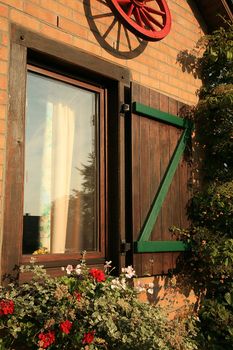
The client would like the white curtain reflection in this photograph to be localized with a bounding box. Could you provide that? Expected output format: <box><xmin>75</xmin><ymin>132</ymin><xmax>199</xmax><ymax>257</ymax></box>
<box><xmin>39</xmin><ymin>103</ymin><xmax>75</xmax><ymax>253</ymax></box>
<box><xmin>51</xmin><ymin>104</ymin><xmax>75</xmax><ymax>253</ymax></box>
<box><xmin>39</xmin><ymin>102</ymin><xmax>53</xmax><ymax>251</ymax></box>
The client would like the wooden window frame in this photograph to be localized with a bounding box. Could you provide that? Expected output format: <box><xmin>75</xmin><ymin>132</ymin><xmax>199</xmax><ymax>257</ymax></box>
<box><xmin>2</xmin><ymin>24</ymin><xmax>130</xmax><ymax>279</ymax></box>
<box><xmin>22</xmin><ymin>64</ymin><xmax>106</xmax><ymax>263</ymax></box>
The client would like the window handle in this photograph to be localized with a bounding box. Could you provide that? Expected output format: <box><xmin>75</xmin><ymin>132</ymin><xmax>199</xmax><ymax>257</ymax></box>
<box><xmin>120</xmin><ymin>240</ymin><xmax>131</xmax><ymax>254</ymax></box>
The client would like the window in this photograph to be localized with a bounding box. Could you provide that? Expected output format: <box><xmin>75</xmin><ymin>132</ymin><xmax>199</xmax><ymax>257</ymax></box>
<box><xmin>2</xmin><ymin>24</ymin><xmax>130</xmax><ymax>279</ymax></box>
<box><xmin>23</xmin><ymin>66</ymin><xmax>105</xmax><ymax>258</ymax></box>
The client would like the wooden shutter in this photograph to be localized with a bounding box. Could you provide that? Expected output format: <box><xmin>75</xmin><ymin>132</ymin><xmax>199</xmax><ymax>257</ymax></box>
<box><xmin>131</xmin><ymin>83</ymin><xmax>192</xmax><ymax>276</ymax></box>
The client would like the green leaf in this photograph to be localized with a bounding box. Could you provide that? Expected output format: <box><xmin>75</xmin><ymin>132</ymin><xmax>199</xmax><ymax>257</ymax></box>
<box><xmin>224</xmin><ymin>292</ymin><xmax>232</xmax><ymax>305</ymax></box>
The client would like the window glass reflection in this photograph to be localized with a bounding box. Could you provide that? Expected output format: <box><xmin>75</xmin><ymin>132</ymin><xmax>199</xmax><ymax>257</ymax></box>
<box><xmin>23</xmin><ymin>71</ymin><xmax>98</xmax><ymax>254</ymax></box>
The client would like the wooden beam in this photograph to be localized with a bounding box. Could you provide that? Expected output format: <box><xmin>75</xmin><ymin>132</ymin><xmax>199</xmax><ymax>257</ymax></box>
<box><xmin>133</xmin><ymin>102</ymin><xmax>189</xmax><ymax>128</ymax></box>
<box><xmin>134</xmin><ymin>241</ymin><xmax>188</xmax><ymax>253</ymax></box>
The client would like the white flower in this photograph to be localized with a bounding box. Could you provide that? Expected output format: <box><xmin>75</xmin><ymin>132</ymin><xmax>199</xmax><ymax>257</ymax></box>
<box><xmin>111</xmin><ymin>278</ymin><xmax>121</xmax><ymax>290</ymax></box>
<box><xmin>66</xmin><ymin>265</ymin><xmax>73</xmax><ymax>275</ymax></box>
<box><xmin>147</xmin><ymin>282</ymin><xmax>154</xmax><ymax>295</ymax></box>
<box><xmin>147</xmin><ymin>288</ymin><xmax>154</xmax><ymax>295</ymax></box>
<box><xmin>110</xmin><ymin>277</ymin><xmax>126</xmax><ymax>290</ymax></box>
<box><xmin>122</xmin><ymin>265</ymin><xmax>136</xmax><ymax>279</ymax></box>
<box><xmin>120</xmin><ymin>277</ymin><xmax>126</xmax><ymax>290</ymax></box>
<box><xmin>61</xmin><ymin>267</ymin><xmax>65</xmax><ymax>271</ymax></box>
<box><xmin>104</xmin><ymin>260</ymin><xmax>112</xmax><ymax>269</ymax></box>
<box><xmin>75</xmin><ymin>264</ymin><xmax>82</xmax><ymax>275</ymax></box>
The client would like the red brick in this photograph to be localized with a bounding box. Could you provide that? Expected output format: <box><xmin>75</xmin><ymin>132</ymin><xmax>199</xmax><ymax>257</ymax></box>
<box><xmin>0</xmin><ymin>17</ymin><xmax>8</xmax><ymax>31</ymax></box>
<box><xmin>60</xmin><ymin>0</ymin><xmax>82</xmax><ymax>12</ymax></box>
<box><xmin>10</xmin><ymin>9</ymin><xmax>40</xmax><ymax>31</ymax></box>
<box><xmin>27</xmin><ymin>0</ymin><xmax>41</xmax><ymax>4</ymax></box>
<box><xmin>24</xmin><ymin>2</ymin><xmax>57</xmax><ymax>25</ymax></box>
<box><xmin>0</xmin><ymin>46</ymin><xmax>8</xmax><ymax>60</ymax></box>
<box><xmin>0</xmin><ymin>0</ymin><xmax>23</xmax><ymax>10</ymax></box>
<box><xmin>72</xmin><ymin>36</ymin><xmax>102</xmax><ymax>56</ymax></box>
<box><xmin>0</xmin><ymin>149</ymin><xmax>4</xmax><ymax>164</ymax></box>
<box><xmin>40</xmin><ymin>0</ymin><xmax>72</xmax><ymax>18</ymax></box>
<box><xmin>40</xmin><ymin>24</ymin><xmax>73</xmax><ymax>45</ymax></box>
<box><xmin>72</xmin><ymin>10</ymin><xmax>88</xmax><ymax>27</ymax></box>
<box><xmin>0</xmin><ymin>134</ymin><xmax>5</xmax><ymax>148</ymax></box>
<box><xmin>0</xmin><ymin>75</ymin><xmax>7</xmax><ymax>90</ymax></box>
<box><xmin>0</xmin><ymin>91</ymin><xmax>7</xmax><ymax>104</ymax></box>
<box><xmin>0</xmin><ymin>105</ymin><xmax>6</xmax><ymax>119</ymax></box>
<box><xmin>0</xmin><ymin>61</ymin><xmax>7</xmax><ymax>74</ymax></box>
<box><xmin>0</xmin><ymin>119</ymin><xmax>6</xmax><ymax>134</ymax></box>
<box><xmin>0</xmin><ymin>181</ymin><xmax>3</xmax><ymax>196</ymax></box>
<box><xmin>0</xmin><ymin>3</ymin><xmax>9</xmax><ymax>18</ymax></box>
<box><xmin>0</xmin><ymin>33</ymin><xmax>8</xmax><ymax>46</ymax></box>
<box><xmin>58</xmin><ymin>17</ymin><xmax>88</xmax><ymax>39</ymax></box>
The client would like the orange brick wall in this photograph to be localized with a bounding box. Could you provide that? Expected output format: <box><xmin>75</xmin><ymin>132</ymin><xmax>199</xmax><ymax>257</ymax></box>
<box><xmin>134</xmin><ymin>276</ymin><xmax>197</xmax><ymax>318</ymax></box>
<box><xmin>0</xmin><ymin>0</ymin><xmax>205</xmax><ymax>272</ymax></box>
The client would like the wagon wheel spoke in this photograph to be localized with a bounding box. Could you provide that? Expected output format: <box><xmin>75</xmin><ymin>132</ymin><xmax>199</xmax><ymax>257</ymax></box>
<box><xmin>141</xmin><ymin>8</ymin><xmax>164</xmax><ymax>29</ymax></box>
<box><xmin>144</xmin><ymin>5</ymin><xmax>165</xmax><ymax>16</ymax></box>
<box><xmin>133</xmin><ymin>7</ymin><xmax>145</xmax><ymax>27</ymax></box>
<box><xmin>127</xmin><ymin>3</ymin><xmax>134</xmax><ymax>16</ymax></box>
<box><xmin>140</xmin><ymin>8</ymin><xmax>155</xmax><ymax>30</ymax></box>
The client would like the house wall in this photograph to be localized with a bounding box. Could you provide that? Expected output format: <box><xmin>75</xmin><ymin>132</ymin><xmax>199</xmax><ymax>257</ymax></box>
<box><xmin>0</xmin><ymin>0</ymin><xmax>205</xmax><ymax>278</ymax></box>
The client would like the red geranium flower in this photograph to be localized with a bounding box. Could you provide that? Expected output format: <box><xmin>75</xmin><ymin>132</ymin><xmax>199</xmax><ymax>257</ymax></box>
<box><xmin>82</xmin><ymin>330</ymin><xmax>95</xmax><ymax>344</ymax></box>
<box><xmin>74</xmin><ymin>291</ymin><xmax>82</xmax><ymax>301</ymax></box>
<box><xmin>60</xmin><ymin>320</ymin><xmax>72</xmax><ymax>334</ymax></box>
<box><xmin>0</xmin><ymin>299</ymin><xmax>14</xmax><ymax>316</ymax></box>
<box><xmin>38</xmin><ymin>330</ymin><xmax>55</xmax><ymax>348</ymax></box>
<box><xmin>89</xmin><ymin>268</ymin><xmax>105</xmax><ymax>282</ymax></box>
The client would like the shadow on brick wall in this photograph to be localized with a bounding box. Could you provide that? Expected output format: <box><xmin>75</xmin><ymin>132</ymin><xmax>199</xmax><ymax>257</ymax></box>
<box><xmin>83</xmin><ymin>0</ymin><xmax>148</xmax><ymax>59</ymax></box>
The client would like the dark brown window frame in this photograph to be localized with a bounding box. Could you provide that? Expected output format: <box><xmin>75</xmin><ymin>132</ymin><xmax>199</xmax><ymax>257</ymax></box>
<box><xmin>2</xmin><ymin>23</ymin><xmax>130</xmax><ymax>279</ymax></box>
<box><xmin>23</xmin><ymin>64</ymin><xmax>106</xmax><ymax>263</ymax></box>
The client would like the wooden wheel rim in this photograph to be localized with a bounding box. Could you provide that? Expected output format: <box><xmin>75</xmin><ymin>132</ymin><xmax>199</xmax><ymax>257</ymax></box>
<box><xmin>107</xmin><ymin>0</ymin><xmax>171</xmax><ymax>41</ymax></box>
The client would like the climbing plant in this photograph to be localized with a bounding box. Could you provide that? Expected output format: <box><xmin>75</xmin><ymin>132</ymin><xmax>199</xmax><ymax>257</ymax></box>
<box><xmin>177</xmin><ymin>23</ymin><xmax>233</xmax><ymax>349</ymax></box>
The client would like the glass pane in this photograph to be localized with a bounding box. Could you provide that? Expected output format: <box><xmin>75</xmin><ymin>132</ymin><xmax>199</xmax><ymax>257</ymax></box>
<box><xmin>23</xmin><ymin>71</ymin><xmax>99</xmax><ymax>254</ymax></box>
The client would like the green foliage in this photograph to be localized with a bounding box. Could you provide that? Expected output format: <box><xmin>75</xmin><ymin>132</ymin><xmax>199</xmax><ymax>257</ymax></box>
<box><xmin>199</xmin><ymin>299</ymin><xmax>233</xmax><ymax>349</ymax></box>
<box><xmin>190</xmin><ymin>181</ymin><xmax>233</xmax><ymax>234</ymax></box>
<box><xmin>195</xmin><ymin>85</ymin><xmax>233</xmax><ymax>182</ymax></box>
<box><xmin>194</xmin><ymin>24</ymin><xmax>233</xmax><ymax>182</ymax></box>
<box><xmin>0</xmin><ymin>260</ymin><xmax>198</xmax><ymax>350</ymax></box>
<box><xmin>174</xmin><ymin>22</ymin><xmax>233</xmax><ymax>349</ymax></box>
<box><xmin>199</xmin><ymin>25</ymin><xmax>233</xmax><ymax>95</ymax></box>
<box><xmin>176</xmin><ymin>23</ymin><xmax>233</xmax><ymax>350</ymax></box>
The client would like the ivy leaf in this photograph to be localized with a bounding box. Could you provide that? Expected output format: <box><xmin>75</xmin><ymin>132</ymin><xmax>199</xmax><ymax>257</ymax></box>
<box><xmin>226</xmin><ymin>50</ymin><xmax>233</xmax><ymax>60</ymax></box>
<box><xmin>224</xmin><ymin>292</ymin><xmax>232</xmax><ymax>305</ymax></box>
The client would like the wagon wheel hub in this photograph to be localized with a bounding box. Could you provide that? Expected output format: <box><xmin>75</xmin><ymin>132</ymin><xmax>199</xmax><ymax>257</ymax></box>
<box><xmin>131</xmin><ymin>0</ymin><xmax>145</xmax><ymax>8</ymax></box>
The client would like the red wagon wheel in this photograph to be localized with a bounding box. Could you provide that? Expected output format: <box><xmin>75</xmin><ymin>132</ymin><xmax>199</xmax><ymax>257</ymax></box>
<box><xmin>107</xmin><ymin>0</ymin><xmax>171</xmax><ymax>41</ymax></box>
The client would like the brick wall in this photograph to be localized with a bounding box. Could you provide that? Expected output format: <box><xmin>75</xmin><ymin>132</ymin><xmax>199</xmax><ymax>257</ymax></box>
<box><xmin>0</xmin><ymin>0</ymin><xmax>205</xmax><ymax>273</ymax></box>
